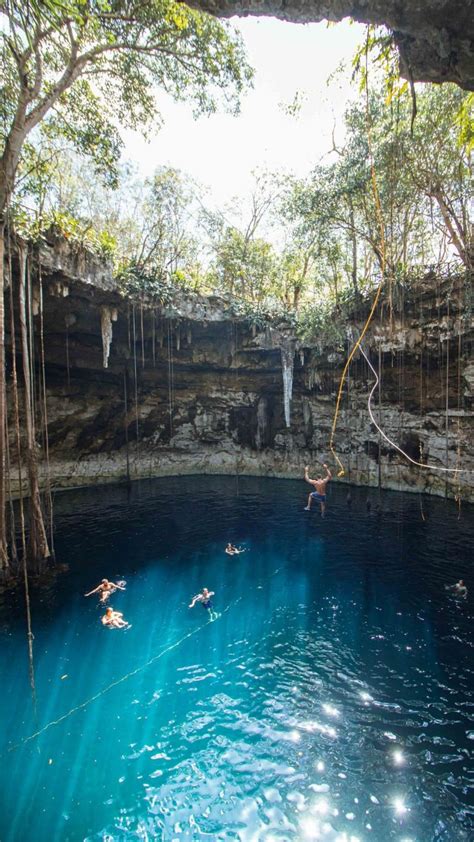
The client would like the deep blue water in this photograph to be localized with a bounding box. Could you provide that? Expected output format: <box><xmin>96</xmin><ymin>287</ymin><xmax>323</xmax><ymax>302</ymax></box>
<box><xmin>0</xmin><ymin>476</ymin><xmax>473</xmax><ymax>842</ymax></box>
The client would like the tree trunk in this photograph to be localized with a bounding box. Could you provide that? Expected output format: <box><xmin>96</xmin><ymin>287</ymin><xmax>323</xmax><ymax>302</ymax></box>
<box><xmin>18</xmin><ymin>245</ymin><xmax>50</xmax><ymax>566</ymax></box>
<box><xmin>0</xmin><ymin>225</ymin><xmax>8</xmax><ymax>571</ymax></box>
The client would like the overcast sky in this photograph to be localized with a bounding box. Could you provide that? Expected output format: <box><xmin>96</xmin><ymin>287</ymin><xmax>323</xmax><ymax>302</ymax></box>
<box><xmin>121</xmin><ymin>16</ymin><xmax>366</xmax><ymax>210</ymax></box>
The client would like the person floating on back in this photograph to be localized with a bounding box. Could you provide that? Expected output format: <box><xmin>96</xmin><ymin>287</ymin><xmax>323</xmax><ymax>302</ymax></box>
<box><xmin>225</xmin><ymin>543</ymin><xmax>247</xmax><ymax>555</ymax></box>
<box><xmin>101</xmin><ymin>607</ymin><xmax>129</xmax><ymax>628</ymax></box>
<box><xmin>189</xmin><ymin>587</ymin><xmax>217</xmax><ymax>620</ymax></box>
<box><xmin>85</xmin><ymin>578</ymin><xmax>126</xmax><ymax>604</ymax></box>
<box><xmin>304</xmin><ymin>464</ymin><xmax>332</xmax><ymax>516</ymax></box>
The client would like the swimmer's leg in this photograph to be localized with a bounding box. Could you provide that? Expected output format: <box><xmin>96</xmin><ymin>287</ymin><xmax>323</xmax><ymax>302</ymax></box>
<box><xmin>320</xmin><ymin>500</ymin><xmax>326</xmax><ymax>517</ymax></box>
<box><xmin>304</xmin><ymin>493</ymin><xmax>312</xmax><ymax>511</ymax></box>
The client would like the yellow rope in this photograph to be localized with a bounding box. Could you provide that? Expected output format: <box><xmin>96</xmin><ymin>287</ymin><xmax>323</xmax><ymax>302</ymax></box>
<box><xmin>329</xmin><ymin>281</ymin><xmax>384</xmax><ymax>476</ymax></box>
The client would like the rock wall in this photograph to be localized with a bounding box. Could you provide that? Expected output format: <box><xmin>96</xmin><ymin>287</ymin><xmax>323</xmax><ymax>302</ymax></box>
<box><xmin>185</xmin><ymin>0</ymin><xmax>474</xmax><ymax>91</ymax></box>
<box><xmin>5</xmin><ymin>237</ymin><xmax>474</xmax><ymax>502</ymax></box>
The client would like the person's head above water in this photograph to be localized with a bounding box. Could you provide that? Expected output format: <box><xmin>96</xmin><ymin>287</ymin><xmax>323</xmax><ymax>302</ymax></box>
<box><xmin>102</xmin><ymin>578</ymin><xmax>108</xmax><ymax>584</ymax></box>
<box><xmin>105</xmin><ymin>607</ymin><xmax>113</xmax><ymax>616</ymax></box>
<box><xmin>458</xmin><ymin>580</ymin><xmax>465</xmax><ymax>586</ymax></box>
<box><xmin>202</xmin><ymin>588</ymin><xmax>209</xmax><ymax>596</ymax></box>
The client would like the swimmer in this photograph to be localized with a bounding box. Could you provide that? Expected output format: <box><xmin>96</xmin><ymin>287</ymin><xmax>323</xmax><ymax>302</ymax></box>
<box><xmin>447</xmin><ymin>579</ymin><xmax>468</xmax><ymax>598</ymax></box>
<box><xmin>189</xmin><ymin>587</ymin><xmax>217</xmax><ymax>620</ymax></box>
<box><xmin>85</xmin><ymin>578</ymin><xmax>126</xmax><ymax>604</ymax></box>
<box><xmin>101</xmin><ymin>607</ymin><xmax>129</xmax><ymax>628</ymax></box>
<box><xmin>304</xmin><ymin>464</ymin><xmax>332</xmax><ymax>516</ymax></box>
<box><xmin>225</xmin><ymin>543</ymin><xmax>247</xmax><ymax>555</ymax></box>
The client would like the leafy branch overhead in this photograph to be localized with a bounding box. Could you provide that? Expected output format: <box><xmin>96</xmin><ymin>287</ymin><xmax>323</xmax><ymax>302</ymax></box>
<box><xmin>0</xmin><ymin>0</ymin><xmax>253</xmax><ymax>206</ymax></box>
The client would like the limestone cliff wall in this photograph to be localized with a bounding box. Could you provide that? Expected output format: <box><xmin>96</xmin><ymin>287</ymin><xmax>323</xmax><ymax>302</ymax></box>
<box><xmin>5</xmin><ymin>236</ymin><xmax>474</xmax><ymax>502</ymax></box>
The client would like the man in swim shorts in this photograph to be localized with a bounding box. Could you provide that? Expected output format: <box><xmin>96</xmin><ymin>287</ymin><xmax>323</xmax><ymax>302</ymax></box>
<box><xmin>101</xmin><ymin>607</ymin><xmax>129</xmax><ymax>628</ymax></box>
<box><xmin>189</xmin><ymin>588</ymin><xmax>217</xmax><ymax>620</ymax></box>
<box><xmin>304</xmin><ymin>464</ymin><xmax>332</xmax><ymax>516</ymax></box>
<box><xmin>85</xmin><ymin>578</ymin><xmax>126</xmax><ymax>604</ymax></box>
<box><xmin>225</xmin><ymin>543</ymin><xmax>246</xmax><ymax>555</ymax></box>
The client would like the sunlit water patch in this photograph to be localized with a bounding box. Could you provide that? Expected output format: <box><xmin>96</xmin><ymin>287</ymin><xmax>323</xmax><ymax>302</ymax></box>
<box><xmin>0</xmin><ymin>476</ymin><xmax>473</xmax><ymax>841</ymax></box>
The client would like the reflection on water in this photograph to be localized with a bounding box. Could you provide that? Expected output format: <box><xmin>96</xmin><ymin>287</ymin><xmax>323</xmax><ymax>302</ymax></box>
<box><xmin>0</xmin><ymin>476</ymin><xmax>473</xmax><ymax>841</ymax></box>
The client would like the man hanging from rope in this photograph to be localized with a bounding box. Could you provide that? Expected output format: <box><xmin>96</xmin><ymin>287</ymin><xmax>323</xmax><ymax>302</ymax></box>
<box><xmin>304</xmin><ymin>464</ymin><xmax>332</xmax><ymax>516</ymax></box>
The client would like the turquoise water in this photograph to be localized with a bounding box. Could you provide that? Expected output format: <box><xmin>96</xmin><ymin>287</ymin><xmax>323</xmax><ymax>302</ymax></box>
<box><xmin>1</xmin><ymin>476</ymin><xmax>473</xmax><ymax>841</ymax></box>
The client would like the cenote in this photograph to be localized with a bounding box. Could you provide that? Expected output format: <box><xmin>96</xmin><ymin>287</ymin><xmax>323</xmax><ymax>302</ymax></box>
<box><xmin>1</xmin><ymin>476</ymin><xmax>473</xmax><ymax>842</ymax></box>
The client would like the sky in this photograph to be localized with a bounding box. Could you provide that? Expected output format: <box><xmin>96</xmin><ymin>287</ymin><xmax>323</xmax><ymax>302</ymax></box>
<box><xmin>121</xmin><ymin>16</ymin><xmax>366</xmax><ymax>210</ymax></box>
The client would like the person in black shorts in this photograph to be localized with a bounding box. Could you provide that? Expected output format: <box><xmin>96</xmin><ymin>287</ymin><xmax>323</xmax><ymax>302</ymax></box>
<box><xmin>304</xmin><ymin>464</ymin><xmax>332</xmax><ymax>516</ymax></box>
<box><xmin>189</xmin><ymin>587</ymin><xmax>217</xmax><ymax>620</ymax></box>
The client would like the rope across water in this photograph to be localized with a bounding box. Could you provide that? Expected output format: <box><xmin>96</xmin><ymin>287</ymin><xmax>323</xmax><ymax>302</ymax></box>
<box><xmin>7</xmin><ymin>597</ymin><xmax>240</xmax><ymax>754</ymax></box>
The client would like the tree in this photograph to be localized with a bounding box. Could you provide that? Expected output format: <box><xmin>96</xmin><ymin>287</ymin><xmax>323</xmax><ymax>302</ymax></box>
<box><xmin>209</xmin><ymin>226</ymin><xmax>278</xmax><ymax>302</ymax></box>
<box><xmin>280</xmin><ymin>80</ymin><xmax>473</xmax><ymax>315</ymax></box>
<box><xmin>0</xmin><ymin>0</ymin><xmax>253</xmax><ymax>568</ymax></box>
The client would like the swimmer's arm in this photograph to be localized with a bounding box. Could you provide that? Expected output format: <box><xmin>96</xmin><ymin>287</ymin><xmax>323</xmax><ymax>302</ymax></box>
<box><xmin>208</xmin><ymin>591</ymin><xmax>215</xmax><ymax>598</ymax></box>
<box><xmin>111</xmin><ymin>582</ymin><xmax>126</xmax><ymax>590</ymax></box>
<box><xmin>189</xmin><ymin>595</ymin><xmax>201</xmax><ymax>608</ymax></box>
<box><xmin>304</xmin><ymin>466</ymin><xmax>316</xmax><ymax>485</ymax></box>
<box><xmin>323</xmin><ymin>464</ymin><xmax>332</xmax><ymax>480</ymax></box>
<box><xmin>84</xmin><ymin>585</ymin><xmax>100</xmax><ymax>596</ymax></box>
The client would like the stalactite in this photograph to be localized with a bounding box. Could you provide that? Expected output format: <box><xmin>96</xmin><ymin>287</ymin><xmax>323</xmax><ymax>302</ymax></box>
<box><xmin>176</xmin><ymin>324</ymin><xmax>181</xmax><ymax>352</ymax></box>
<box><xmin>18</xmin><ymin>244</ymin><xmax>50</xmax><ymax>565</ymax></box>
<box><xmin>299</xmin><ymin>350</ymin><xmax>305</xmax><ymax>366</ymax></box>
<box><xmin>187</xmin><ymin>327</ymin><xmax>192</xmax><ymax>346</ymax></box>
<box><xmin>152</xmin><ymin>311</ymin><xmax>156</xmax><ymax>367</ymax></box>
<box><xmin>280</xmin><ymin>339</ymin><xmax>295</xmax><ymax>428</ymax></box>
<box><xmin>100</xmin><ymin>306</ymin><xmax>117</xmax><ymax>369</ymax></box>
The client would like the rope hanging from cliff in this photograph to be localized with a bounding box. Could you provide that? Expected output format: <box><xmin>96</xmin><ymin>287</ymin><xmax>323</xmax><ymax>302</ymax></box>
<box><xmin>38</xmin><ymin>260</ymin><xmax>55</xmax><ymax>557</ymax></box>
<box><xmin>455</xmin><ymin>318</ymin><xmax>463</xmax><ymax>517</ymax></box>
<box><xmin>328</xmin><ymin>29</ymin><xmax>387</xmax><ymax>477</ymax></box>
<box><xmin>359</xmin><ymin>343</ymin><xmax>472</xmax><ymax>475</ymax></box>
<box><xmin>7</xmin><ymin>228</ymin><xmax>38</xmax><ymax>723</ymax></box>
<box><xmin>167</xmin><ymin>320</ymin><xmax>174</xmax><ymax>438</ymax></box>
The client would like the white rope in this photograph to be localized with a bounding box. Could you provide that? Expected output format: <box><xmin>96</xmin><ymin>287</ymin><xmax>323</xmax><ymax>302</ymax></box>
<box><xmin>359</xmin><ymin>344</ymin><xmax>473</xmax><ymax>475</ymax></box>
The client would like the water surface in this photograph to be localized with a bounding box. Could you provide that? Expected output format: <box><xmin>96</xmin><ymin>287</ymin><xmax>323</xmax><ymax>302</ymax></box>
<box><xmin>1</xmin><ymin>476</ymin><xmax>473</xmax><ymax>841</ymax></box>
